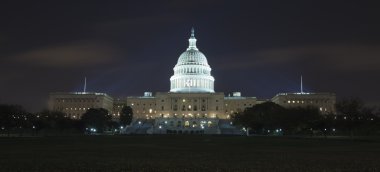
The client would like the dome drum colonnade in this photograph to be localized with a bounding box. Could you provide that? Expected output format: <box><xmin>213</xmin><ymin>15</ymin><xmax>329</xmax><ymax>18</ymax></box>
<box><xmin>170</xmin><ymin>28</ymin><xmax>215</xmax><ymax>93</ymax></box>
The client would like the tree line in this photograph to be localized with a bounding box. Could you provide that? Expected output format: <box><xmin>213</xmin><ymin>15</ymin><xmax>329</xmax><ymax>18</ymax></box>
<box><xmin>0</xmin><ymin>105</ymin><xmax>133</xmax><ymax>136</ymax></box>
<box><xmin>1</xmin><ymin>98</ymin><xmax>379</xmax><ymax>137</ymax></box>
<box><xmin>232</xmin><ymin>98</ymin><xmax>380</xmax><ymax>137</ymax></box>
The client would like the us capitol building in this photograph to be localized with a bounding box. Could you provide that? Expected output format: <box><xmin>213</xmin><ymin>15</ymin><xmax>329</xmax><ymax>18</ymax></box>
<box><xmin>49</xmin><ymin>28</ymin><xmax>336</xmax><ymax>134</ymax></box>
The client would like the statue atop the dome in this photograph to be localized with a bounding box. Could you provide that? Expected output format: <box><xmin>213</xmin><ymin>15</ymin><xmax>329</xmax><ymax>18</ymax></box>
<box><xmin>187</xmin><ymin>27</ymin><xmax>198</xmax><ymax>50</ymax></box>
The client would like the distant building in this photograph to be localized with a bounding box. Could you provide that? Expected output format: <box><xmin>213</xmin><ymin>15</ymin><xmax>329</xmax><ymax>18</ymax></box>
<box><xmin>271</xmin><ymin>92</ymin><xmax>336</xmax><ymax>114</ymax></box>
<box><xmin>126</xmin><ymin>91</ymin><xmax>258</xmax><ymax>119</ymax></box>
<box><xmin>224</xmin><ymin>92</ymin><xmax>258</xmax><ymax>118</ymax></box>
<box><xmin>118</xmin><ymin>29</ymin><xmax>258</xmax><ymax>134</ymax></box>
<box><xmin>47</xmin><ymin>28</ymin><xmax>336</xmax><ymax>134</ymax></box>
<box><xmin>48</xmin><ymin>92</ymin><xmax>113</xmax><ymax>119</ymax></box>
<box><xmin>112</xmin><ymin>98</ymin><xmax>127</xmax><ymax>118</ymax></box>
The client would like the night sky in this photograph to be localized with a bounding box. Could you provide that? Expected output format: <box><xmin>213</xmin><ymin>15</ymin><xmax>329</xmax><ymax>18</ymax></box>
<box><xmin>1</xmin><ymin>1</ymin><xmax>379</xmax><ymax>112</ymax></box>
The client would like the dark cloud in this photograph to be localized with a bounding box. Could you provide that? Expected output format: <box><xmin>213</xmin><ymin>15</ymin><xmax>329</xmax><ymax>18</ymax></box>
<box><xmin>215</xmin><ymin>44</ymin><xmax>380</xmax><ymax>71</ymax></box>
<box><xmin>6</xmin><ymin>41</ymin><xmax>121</xmax><ymax>67</ymax></box>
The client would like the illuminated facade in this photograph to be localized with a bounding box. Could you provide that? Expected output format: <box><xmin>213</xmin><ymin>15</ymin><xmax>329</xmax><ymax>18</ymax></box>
<box><xmin>48</xmin><ymin>92</ymin><xmax>113</xmax><ymax>119</ymax></box>
<box><xmin>47</xmin><ymin>28</ymin><xmax>337</xmax><ymax>134</ymax></box>
<box><xmin>271</xmin><ymin>92</ymin><xmax>336</xmax><ymax>114</ymax></box>
<box><xmin>170</xmin><ymin>28</ymin><xmax>215</xmax><ymax>93</ymax></box>
<box><xmin>123</xmin><ymin>29</ymin><xmax>256</xmax><ymax>134</ymax></box>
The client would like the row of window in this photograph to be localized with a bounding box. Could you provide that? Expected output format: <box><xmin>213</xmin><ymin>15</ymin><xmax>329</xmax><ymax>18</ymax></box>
<box><xmin>173</xmin><ymin>99</ymin><xmax>208</xmax><ymax>103</ymax></box>
<box><xmin>225</xmin><ymin>103</ymin><xmax>253</xmax><ymax>107</ymax></box>
<box><xmin>285</xmin><ymin>100</ymin><xmax>330</xmax><ymax>104</ymax></box>
<box><xmin>172</xmin><ymin>105</ymin><xmax>219</xmax><ymax>111</ymax></box>
<box><xmin>158</xmin><ymin>120</ymin><xmax>213</xmax><ymax>128</ymax></box>
<box><xmin>59</xmin><ymin>107</ymin><xmax>92</xmax><ymax>111</ymax></box>
<box><xmin>130</xmin><ymin>99</ymin><xmax>223</xmax><ymax>106</ymax></box>
<box><xmin>175</xmin><ymin>67</ymin><xmax>209</xmax><ymax>75</ymax></box>
<box><xmin>55</xmin><ymin>98</ymin><xmax>99</xmax><ymax>103</ymax></box>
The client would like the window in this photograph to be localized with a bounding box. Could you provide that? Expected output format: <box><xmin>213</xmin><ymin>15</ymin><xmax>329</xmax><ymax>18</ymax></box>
<box><xmin>216</xmin><ymin>106</ymin><xmax>219</xmax><ymax>111</ymax></box>
<box><xmin>207</xmin><ymin>121</ymin><xmax>212</xmax><ymax>127</ymax></box>
<box><xmin>182</xmin><ymin>105</ymin><xmax>186</xmax><ymax>111</ymax></box>
<box><xmin>184</xmin><ymin>121</ymin><xmax>190</xmax><ymax>127</ymax></box>
<box><xmin>173</xmin><ymin>105</ymin><xmax>178</xmax><ymax>111</ymax></box>
<box><xmin>201</xmin><ymin>105</ymin><xmax>206</xmax><ymax>111</ymax></box>
<box><xmin>161</xmin><ymin>106</ymin><xmax>164</xmax><ymax>110</ymax></box>
<box><xmin>194</xmin><ymin>105</ymin><xmax>197</xmax><ymax>111</ymax></box>
<box><xmin>192</xmin><ymin>121</ymin><xmax>197</xmax><ymax>128</ymax></box>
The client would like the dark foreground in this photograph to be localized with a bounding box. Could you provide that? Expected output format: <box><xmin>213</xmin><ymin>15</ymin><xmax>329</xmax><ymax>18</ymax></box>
<box><xmin>0</xmin><ymin>135</ymin><xmax>379</xmax><ymax>172</ymax></box>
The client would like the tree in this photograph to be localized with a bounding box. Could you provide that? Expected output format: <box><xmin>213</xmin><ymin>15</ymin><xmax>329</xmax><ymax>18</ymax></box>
<box><xmin>335</xmin><ymin>97</ymin><xmax>364</xmax><ymax>137</ymax></box>
<box><xmin>232</xmin><ymin>102</ymin><xmax>324</xmax><ymax>136</ymax></box>
<box><xmin>284</xmin><ymin>106</ymin><xmax>321</xmax><ymax>135</ymax></box>
<box><xmin>0</xmin><ymin>104</ymin><xmax>28</xmax><ymax>136</ymax></box>
<box><xmin>81</xmin><ymin>108</ymin><xmax>111</xmax><ymax>133</ymax></box>
<box><xmin>36</xmin><ymin>110</ymin><xmax>76</xmax><ymax>134</ymax></box>
<box><xmin>120</xmin><ymin>106</ymin><xmax>133</xmax><ymax>126</ymax></box>
<box><xmin>232</xmin><ymin>102</ymin><xmax>285</xmax><ymax>135</ymax></box>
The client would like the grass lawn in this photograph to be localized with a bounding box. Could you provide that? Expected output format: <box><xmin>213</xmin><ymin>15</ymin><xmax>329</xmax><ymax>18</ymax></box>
<box><xmin>0</xmin><ymin>135</ymin><xmax>379</xmax><ymax>172</ymax></box>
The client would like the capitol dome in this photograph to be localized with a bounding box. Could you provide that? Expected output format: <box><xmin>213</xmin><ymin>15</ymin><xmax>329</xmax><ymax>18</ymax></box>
<box><xmin>170</xmin><ymin>28</ymin><xmax>215</xmax><ymax>93</ymax></box>
<box><xmin>177</xmin><ymin>48</ymin><xmax>209</xmax><ymax>66</ymax></box>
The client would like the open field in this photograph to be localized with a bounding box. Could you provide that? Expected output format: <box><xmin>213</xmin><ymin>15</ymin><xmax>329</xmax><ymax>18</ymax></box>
<box><xmin>0</xmin><ymin>135</ymin><xmax>379</xmax><ymax>172</ymax></box>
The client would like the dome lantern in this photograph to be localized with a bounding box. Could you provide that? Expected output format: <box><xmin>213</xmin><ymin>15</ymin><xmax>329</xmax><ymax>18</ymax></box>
<box><xmin>187</xmin><ymin>27</ymin><xmax>198</xmax><ymax>50</ymax></box>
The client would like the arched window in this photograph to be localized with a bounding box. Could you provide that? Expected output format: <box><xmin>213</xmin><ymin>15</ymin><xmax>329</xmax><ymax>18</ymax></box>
<box><xmin>184</xmin><ymin>121</ymin><xmax>190</xmax><ymax>127</ymax></box>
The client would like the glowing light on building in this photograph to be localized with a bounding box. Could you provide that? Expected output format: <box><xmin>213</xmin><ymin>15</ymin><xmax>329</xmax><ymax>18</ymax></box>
<box><xmin>170</xmin><ymin>28</ymin><xmax>215</xmax><ymax>93</ymax></box>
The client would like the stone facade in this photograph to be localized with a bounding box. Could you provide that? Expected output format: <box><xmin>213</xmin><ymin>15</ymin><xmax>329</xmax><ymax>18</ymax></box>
<box><xmin>271</xmin><ymin>92</ymin><xmax>336</xmax><ymax>114</ymax></box>
<box><xmin>48</xmin><ymin>92</ymin><xmax>113</xmax><ymax>119</ymax></box>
